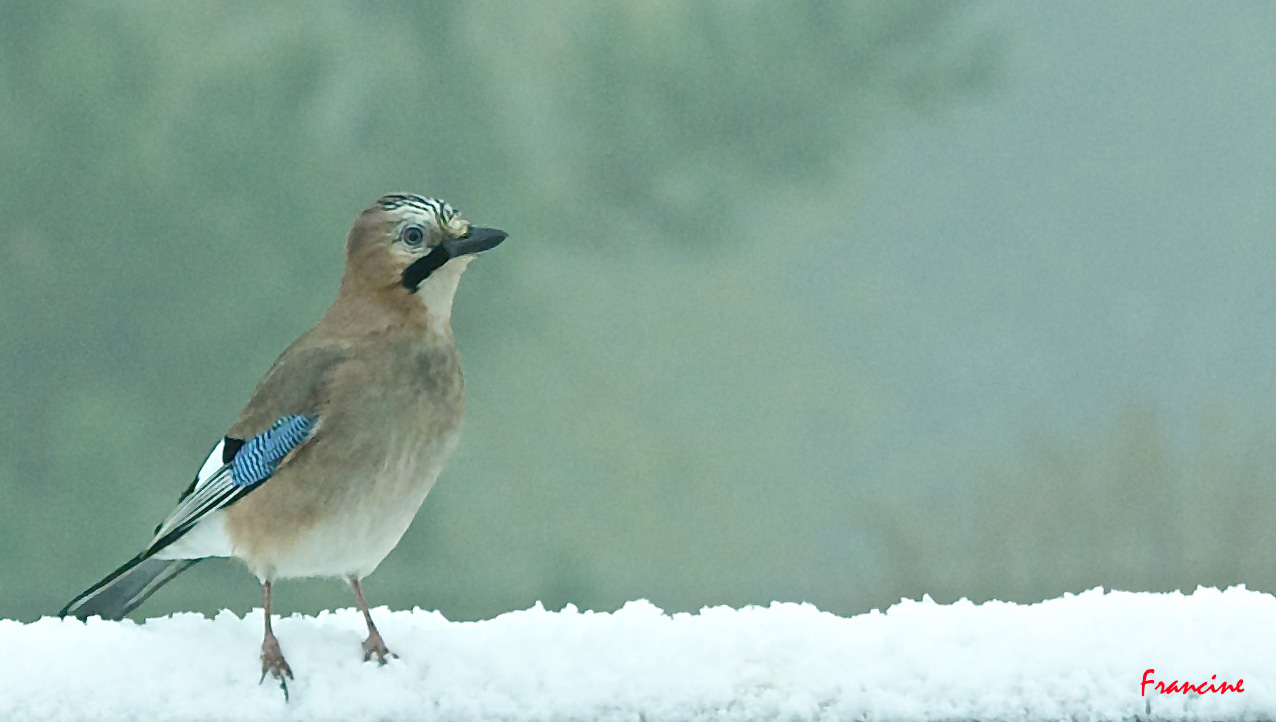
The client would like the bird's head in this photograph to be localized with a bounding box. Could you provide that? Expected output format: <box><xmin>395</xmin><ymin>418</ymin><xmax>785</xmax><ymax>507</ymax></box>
<box><xmin>341</xmin><ymin>193</ymin><xmax>506</xmax><ymax>322</ymax></box>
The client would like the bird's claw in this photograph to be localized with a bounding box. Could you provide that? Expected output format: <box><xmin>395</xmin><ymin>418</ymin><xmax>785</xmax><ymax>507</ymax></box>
<box><xmin>260</xmin><ymin>635</ymin><xmax>294</xmax><ymax>701</ymax></box>
<box><xmin>362</xmin><ymin>632</ymin><xmax>397</xmax><ymax>666</ymax></box>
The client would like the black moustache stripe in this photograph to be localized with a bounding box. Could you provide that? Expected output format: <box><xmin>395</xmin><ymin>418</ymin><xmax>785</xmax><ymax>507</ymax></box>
<box><xmin>401</xmin><ymin>246</ymin><xmax>452</xmax><ymax>293</ymax></box>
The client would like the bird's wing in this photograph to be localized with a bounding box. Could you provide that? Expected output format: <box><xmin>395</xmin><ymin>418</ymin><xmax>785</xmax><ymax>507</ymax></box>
<box><xmin>147</xmin><ymin>415</ymin><xmax>316</xmax><ymax>553</ymax></box>
<box><xmin>145</xmin><ymin>341</ymin><xmax>347</xmax><ymax>556</ymax></box>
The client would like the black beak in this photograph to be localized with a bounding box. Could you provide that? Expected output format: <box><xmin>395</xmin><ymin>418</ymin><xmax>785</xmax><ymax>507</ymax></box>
<box><xmin>402</xmin><ymin>226</ymin><xmax>508</xmax><ymax>293</ymax></box>
<box><xmin>442</xmin><ymin>226</ymin><xmax>507</xmax><ymax>257</ymax></box>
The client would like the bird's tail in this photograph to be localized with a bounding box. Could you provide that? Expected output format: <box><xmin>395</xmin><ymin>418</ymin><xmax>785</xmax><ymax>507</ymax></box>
<box><xmin>59</xmin><ymin>555</ymin><xmax>201</xmax><ymax>621</ymax></box>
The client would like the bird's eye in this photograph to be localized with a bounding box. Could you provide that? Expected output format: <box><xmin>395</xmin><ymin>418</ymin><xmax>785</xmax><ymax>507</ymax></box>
<box><xmin>402</xmin><ymin>226</ymin><xmax>426</xmax><ymax>247</ymax></box>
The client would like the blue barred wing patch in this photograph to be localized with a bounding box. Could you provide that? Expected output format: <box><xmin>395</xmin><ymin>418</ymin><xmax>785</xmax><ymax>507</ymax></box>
<box><xmin>230</xmin><ymin>414</ymin><xmax>317</xmax><ymax>487</ymax></box>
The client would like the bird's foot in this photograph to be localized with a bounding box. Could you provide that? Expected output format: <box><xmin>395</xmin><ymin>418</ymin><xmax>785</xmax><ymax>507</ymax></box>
<box><xmin>260</xmin><ymin>634</ymin><xmax>294</xmax><ymax>701</ymax></box>
<box><xmin>362</xmin><ymin>629</ymin><xmax>397</xmax><ymax>665</ymax></box>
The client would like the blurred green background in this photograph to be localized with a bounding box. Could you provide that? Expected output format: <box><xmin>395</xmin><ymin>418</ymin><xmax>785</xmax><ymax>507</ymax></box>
<box><xmin>4</xmin><ymin>1</ymin><xmax>1276</xmax><ymax>622</ymax></box>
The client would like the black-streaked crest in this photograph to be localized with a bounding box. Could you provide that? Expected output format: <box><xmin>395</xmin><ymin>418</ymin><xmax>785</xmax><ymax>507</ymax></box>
<box><xmin>375</xmin><ymin>193</ymin><xmax>459</xmax><ymax>225</ymax></box>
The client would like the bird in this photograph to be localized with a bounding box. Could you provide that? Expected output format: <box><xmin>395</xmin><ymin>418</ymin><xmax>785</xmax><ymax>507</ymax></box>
<box><xmin>59</xmin><ymin>193</ymin><xmax>507</xmax><ymax>699</ymax></box>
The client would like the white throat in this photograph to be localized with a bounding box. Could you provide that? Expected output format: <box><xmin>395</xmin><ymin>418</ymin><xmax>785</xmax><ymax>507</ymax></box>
<box><xmin>416</xmin><ymin>255</ymin><xmax>474</xmax><ymax>323</ymax></box>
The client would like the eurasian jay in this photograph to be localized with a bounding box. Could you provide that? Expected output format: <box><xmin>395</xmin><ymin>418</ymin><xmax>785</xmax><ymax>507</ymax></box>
<box><xmin>59</xmin><ymin>193</ymin><xmax>507</xmax><ymax>697</ymax></box>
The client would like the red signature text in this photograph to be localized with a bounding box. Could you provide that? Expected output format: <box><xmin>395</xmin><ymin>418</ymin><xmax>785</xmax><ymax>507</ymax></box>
<box><xmin>1141</xmin><ymin>669</ymin><xmax>1244</xmax><ymax>696</ymax></box>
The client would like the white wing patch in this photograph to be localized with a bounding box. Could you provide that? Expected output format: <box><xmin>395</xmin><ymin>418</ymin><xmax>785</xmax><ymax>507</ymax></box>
<box><xmin>193</xmin><ymin>439</ymin><xmax>227</xmax><ymax>490</ymax></box>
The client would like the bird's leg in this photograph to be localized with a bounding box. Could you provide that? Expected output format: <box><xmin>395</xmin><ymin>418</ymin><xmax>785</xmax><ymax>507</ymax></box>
<box><xmin>349</xmin><ymin>576</ymin><xmax>396</xmax><ymax>664</ymax></box>
<box><xmin>259</xmin><ymin>580</ymin><xmax>293</xmax><ymax>700</ymax></box>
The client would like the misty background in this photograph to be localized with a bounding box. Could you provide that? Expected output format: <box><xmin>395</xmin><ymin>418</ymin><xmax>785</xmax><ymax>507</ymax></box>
<box><xmin>2</xmin><ymin>1</ymin><xmax>1274</xmax><ymax>623</ymax></box>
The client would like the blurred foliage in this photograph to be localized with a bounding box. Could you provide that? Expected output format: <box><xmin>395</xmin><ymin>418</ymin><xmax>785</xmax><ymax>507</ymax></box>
<box><xmin>21</xmin><ymin>0</ymin><xmax>1232</xmax><ymax>623</ymax></box>
<box><xmin>5</xmin><ymin>0</ymin><xmax>1273</xmax><ymax>627</ymax></box>
<box><xmin>856</xmin><ymin>405</ymin><xmax>1276</xmax><ymax>607</ymax></box>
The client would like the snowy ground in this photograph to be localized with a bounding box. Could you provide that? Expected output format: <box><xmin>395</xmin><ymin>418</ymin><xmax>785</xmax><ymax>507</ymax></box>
<box><xmin>3</xmin><ymin>586</ymin><xmax>1274</xmax><ymax>721</ymax></box>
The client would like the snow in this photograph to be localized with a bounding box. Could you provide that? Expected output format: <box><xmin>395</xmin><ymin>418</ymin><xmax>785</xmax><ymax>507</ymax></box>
<box><xmin>3</xmin><ymin>587</ymin><xmax>1273</xmax><ymax>721</ymax></box>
